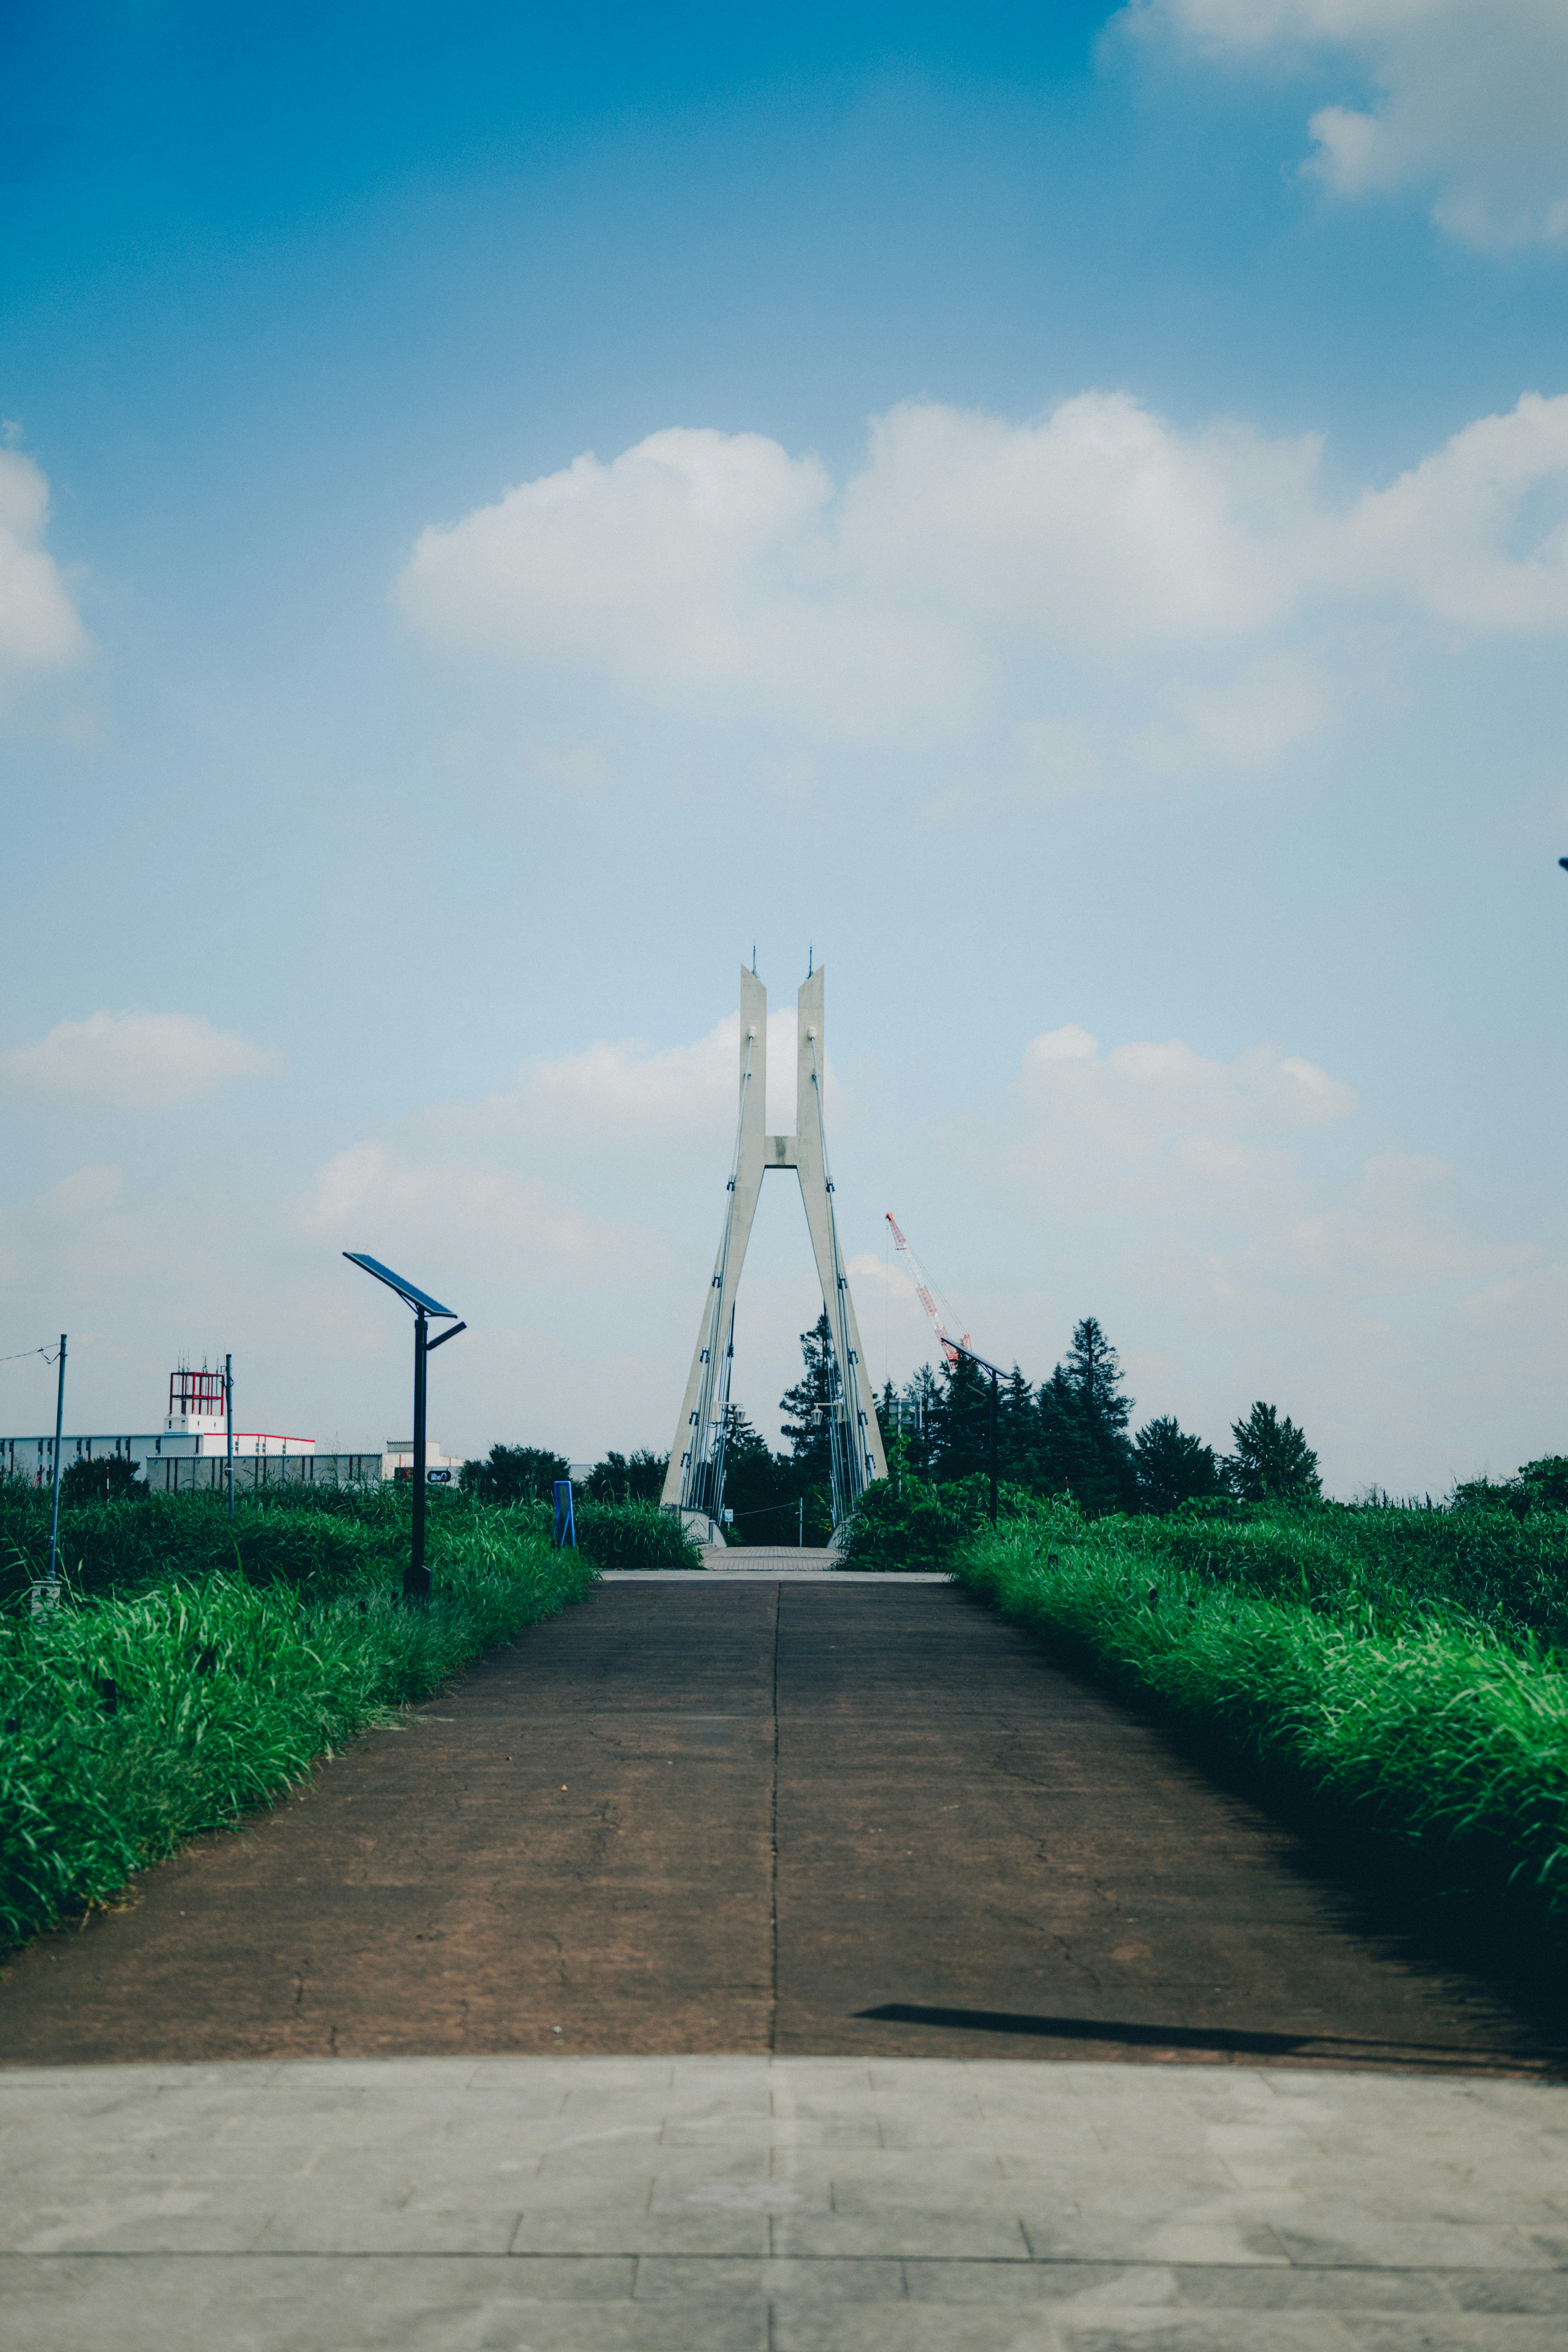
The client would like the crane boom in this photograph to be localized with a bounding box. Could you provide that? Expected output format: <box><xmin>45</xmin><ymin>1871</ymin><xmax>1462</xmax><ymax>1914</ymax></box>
<box><xmin>886</xmin><ymin>1213</ymin><xmax>970</xmax><ymax>1368</ymax></box>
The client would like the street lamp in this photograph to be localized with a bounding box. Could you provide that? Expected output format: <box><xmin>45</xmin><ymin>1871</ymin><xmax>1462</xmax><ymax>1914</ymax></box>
<box><xmin>940</xmin><ymin>1336</ymin><xmax>1006</xmax><ymax>1526</ymax></box>
<box><xmin>343</xmin><ymin>1254</ymin><xmax>466</xmax><ymax>1599</ymax></box>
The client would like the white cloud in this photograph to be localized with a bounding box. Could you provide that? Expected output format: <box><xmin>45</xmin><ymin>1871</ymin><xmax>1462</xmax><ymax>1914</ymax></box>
<box><xmin>1013</xmin><ymin>1029</ymin><xmax>1359</xmax><ymax>1207</ymax></box>
<box><xmin>439</xmin><ymin>1002</ymin><xmax>836</xmax><ymax>1153</ymax></box>
<box><xmin>298</xmin><ymin>1140</ymin><xmax>647</xmax><ymax>1287</ymax></box>
<box><xmin>0</xmin><ymin>1013</ymin><xmax>283</xmax><ymax>1109</ymax></box>
<box><xmin>1141</xmin><ymin>653</ymin><xmax>1332</xmax><ymax>771</ymax></box>
<box><xmin>395</xmin><ymin>397</ymin><xmax>1327</xmax><ymax>744</ymax></box>
<box><xmin>396</xmin><ymin>390</ymin><xmax>1568</xmax><ymax>755</ymax></box>
<box><xmin>396</xmin><ymin>425</ymin><xmax>980</xmax><ymax>740</ymax></box>
<box><xmin>1128</xmin><ymin>0</ymin><xmax>1568</xmax><ymax>249</ymax></box>
<box><xmin>979</xmin><ymin>1020</ymin><xmax>1552</xmax><ymax>1488</ymax></box>
<box><xmin>1345</xmin><ymin>394</ymin><xmax>1568</xmax><ymax>628</ymax></box>
<box><xmin>0</xmin><ymin>448</ymin><xmax>89</xmax><ymax>681</ymax></box>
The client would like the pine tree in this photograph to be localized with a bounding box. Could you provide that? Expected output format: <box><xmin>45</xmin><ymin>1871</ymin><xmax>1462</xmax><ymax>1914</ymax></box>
<box><xmin>779</xmin><ymin>1313</ymin><xmax>838</xmax><ymax>1534</ymax></box>
<box><xmin>716</xmin><ymin>1407</ymin><xmax>792</xmax><ymax>1536</ymax></box>
<box><xmin>1227</xmin><ymin>1402</ymin><xmax>1321</xmax><ymax>1504</ymax></box>
<box><xmin>1036</xmin><ymin>1319</ymin><xmax>1137</xmax><ymax>1511</ymax></box>
<box><xmin>1062</xmin><ymin>1317</ymin><xmax>1133</xmax><ymax>1431</ymax></box>
<box><xmin>1131</xmin><ymin>1417</ymin><xmax>1225</xmax><ymax>1513</ymax></box>
<box><xmin>931</xmin><ymin>1351</ymin><xmax>993</xmax><ymax>1481</ymax></box>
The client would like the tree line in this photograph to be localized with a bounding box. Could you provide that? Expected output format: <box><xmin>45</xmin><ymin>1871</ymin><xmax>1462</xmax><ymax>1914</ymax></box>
<box><xmin>462</xmin><ymin>1311</ymin><xmax>1322</xmax><ymax>1527</ymax></box>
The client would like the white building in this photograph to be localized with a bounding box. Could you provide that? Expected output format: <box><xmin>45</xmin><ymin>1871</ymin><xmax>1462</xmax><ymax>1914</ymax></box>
<box><xmin>381</xmin><ymin>1438</ymin><xmax>467</xmax><ymax>1486</ymax></box>
<box><xmin>1</xmin><ymin>1363</ymin><xmax>374</xmax><ymax>1491</ymax></box>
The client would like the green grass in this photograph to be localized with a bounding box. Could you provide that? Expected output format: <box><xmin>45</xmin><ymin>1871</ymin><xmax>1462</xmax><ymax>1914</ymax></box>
<box><xmin>1097</xmin><ymin>1495</ymin><xmax>1568</xmax><ymax>1652</ymax></box>
<box><xmin>0</xmin><ymin>1478</ymin><xmax>702</xmax><ymax>1603</ymax></box>
<box><xmin>0</xmin><ymin>1484</ymin><xmax>595</xmax><ymax>1951</ymax></box>
<box><xmin>956</xmin><ymin>1500</ymin><xmax>1568</xmax><ymax>1927</ymax></box>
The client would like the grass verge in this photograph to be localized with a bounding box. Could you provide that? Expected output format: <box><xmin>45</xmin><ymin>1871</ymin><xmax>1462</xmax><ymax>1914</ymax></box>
<box><xmin>0</xmin><ymin>1499</ymin><xmax>594</xmax><ymax>1952</ymax></box>
<box><xmin>957</xmin><ymin>1503</ymin><xmax>1568</xmax><ymax>1929</ymax></box>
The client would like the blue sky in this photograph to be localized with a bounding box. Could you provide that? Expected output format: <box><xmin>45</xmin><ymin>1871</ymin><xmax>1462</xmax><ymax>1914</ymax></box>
<box><xmin>5</xmin><ymin>0</ymin><xmax>1568</xmax><ymax>1491</ymax></box>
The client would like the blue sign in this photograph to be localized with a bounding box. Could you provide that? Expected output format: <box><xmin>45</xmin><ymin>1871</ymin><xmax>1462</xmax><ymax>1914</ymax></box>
<box><xmin>552</xmin><ymin>1478</ymin><xmax>577</xmax><ymax>1548</ymax></box>
<box><xmin>426</xmin><ymin>1467</ymin><xmax>452</xmax><ymax>1485</ymax></box>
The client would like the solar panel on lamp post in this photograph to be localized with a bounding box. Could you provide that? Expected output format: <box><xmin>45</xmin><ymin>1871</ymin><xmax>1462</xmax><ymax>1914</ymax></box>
<box><xmin>343</xmin><ymin>1254</ymin><xmax>466</xmax><ymax>1599</ymax></box>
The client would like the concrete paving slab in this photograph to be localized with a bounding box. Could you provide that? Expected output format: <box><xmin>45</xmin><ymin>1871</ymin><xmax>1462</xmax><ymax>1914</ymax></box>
<box><xmin>7</xmin><ymin>2055</ymin><xmax>1560</xmax><ymax>2346</ymax></box>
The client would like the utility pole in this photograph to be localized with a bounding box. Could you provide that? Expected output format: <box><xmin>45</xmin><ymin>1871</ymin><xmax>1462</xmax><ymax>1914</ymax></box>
<box><xmin>47</xmin><ymin>1334</ymin><xmax>66</xmax><ymax>1588</ymax></box>
<box><xmin>988</xmin><ymin>1365</ymin><xmax>999</xmax><ymax>1530</ymax></box>
<box><xmin>225</xmin><ymin>1351</ymin><xmax>234</xmax><ymax>1519</ymax></box>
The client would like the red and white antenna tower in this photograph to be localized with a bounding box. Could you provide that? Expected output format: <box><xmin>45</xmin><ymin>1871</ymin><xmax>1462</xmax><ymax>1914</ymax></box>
<box><xmin>885</xmin><ymin>1214</ymin><xmax>970</xmax><ymax>1369</ymax></box>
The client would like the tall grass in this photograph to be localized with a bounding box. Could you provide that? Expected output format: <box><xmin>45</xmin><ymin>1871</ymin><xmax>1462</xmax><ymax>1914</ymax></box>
<box><xmin>0</xmin><ymin>1479</ymin><xmax>700</xmax><ymax>1597</ymax></box>
<box><xmin>0</xmin><ymin>1488</ymin><xmax>595</xmax><ymax>1950</ymax></box>
<box><xmin>1105</xmin><ymin>1497</ymin><xmax>1568</xmax><ymax>1651</ymax></box>
<box><xmin>958</xmin><ymin>1501</ymin><xmax>1568</xmax><ymax>1923</ymax></box>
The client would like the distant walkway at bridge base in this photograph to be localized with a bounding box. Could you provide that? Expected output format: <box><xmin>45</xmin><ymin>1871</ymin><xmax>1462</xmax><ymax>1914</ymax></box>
<box><xmin>695</xmin><ymin>1544</ymin><xmax>845</xmax><ymax>1574</ymax></box>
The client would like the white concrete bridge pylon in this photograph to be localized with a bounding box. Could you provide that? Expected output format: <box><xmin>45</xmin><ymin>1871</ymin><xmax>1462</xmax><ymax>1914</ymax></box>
<box><xmin>661</xmin><ymin>963</ymin><xmax>886</xmax><ymax>1535</ymax></box>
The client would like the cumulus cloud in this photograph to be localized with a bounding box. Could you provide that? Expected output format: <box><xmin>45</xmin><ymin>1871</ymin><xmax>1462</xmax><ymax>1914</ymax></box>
<box><xmin>437</xmin><ymin>1003</ymin><xmax>833</xmax><ymax>1154</ymax></box>
<box><xmin>0</xmin><ymin>448</ymin><xmax>89</xmax><ymax>681</ymax></box>
<box><xmin>1012</xmin><ymin>1027</ymin><xmax>1359</xmax><ymax>1212</ymax></box>
<box><xmin>983</xmin><ymin>1021</ymin><xmax>1546</xmax><ymax>1486</ymax></box>
<box><xmin>298</xmin><ymin>1139</ymin><xmax>647</xmax><ymax>1285</ymax></box>
<box><xmin>1140</xmin><ymin>653</ymin><xmax>1332</xmax><ymax>771</ymax></box>
<box><xmin>1127</xmin><ymin>0</ymin><xmax>1568</xmax><ymax>249</ymax></box>
<box><xmin>396</xmin><ymin>390</ymin><xmax>1568</xmax><ymax>751</ymax></box>
<box><xmin>0</xmin><ymin>1013</ymin><xmax>283</xmax><ymax>1109</ymax></box>
<box><xmin>396</xmin><ymin>426</ymin><xmax>980</xmax><ymax>739</ymax></box>
<box><xmin>1345</xmin><ymin>394</ymin><xmax>1568</xmax><ymax>628</ymax></box>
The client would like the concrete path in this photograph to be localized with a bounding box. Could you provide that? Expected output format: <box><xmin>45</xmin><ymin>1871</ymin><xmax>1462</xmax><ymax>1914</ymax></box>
<box><xmin>0</xmin><ymin>1580</ymin><xmax>1556</xmax><ymax>2068</ymax></box>
<box><xmin>5</xmin><ymin>1579</ymin><xmax>1566</xmax><ymax>2346</ymax></box>
<box><xmin>4</xmin><ymin>2055</ymin><xmax>1566</xmax><ymax>2349</ymax></box>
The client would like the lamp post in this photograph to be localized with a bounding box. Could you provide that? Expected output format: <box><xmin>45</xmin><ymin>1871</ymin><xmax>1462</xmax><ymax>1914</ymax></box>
<box><xmin>343</xmin><ymin>1255</ymin><xmax>466</xmax><ymax>1599</ymax></box>
<box><xmin>941</xmin><ymin>1336</ymin><xmax>1005</xmax><ymax>1527</ymax></box>
<box><xmin>225</xmin><ymin>1351</ymin><xmax>234</xmax><ymax>1519</ymax></box>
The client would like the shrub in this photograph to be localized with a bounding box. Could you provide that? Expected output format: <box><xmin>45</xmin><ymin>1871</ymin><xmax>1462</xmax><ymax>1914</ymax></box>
<box><xmin>59</xmin><ymin>1457</ymin><xmax>147</xmax><ymax>1506</ymax></box>
<box><xmin>837</xmin><ymin>1475</ymin><xmax>1030</xmax><ymax>1573</ymax></box>
<box><xmin>572</xmin><ymin>1501</ymin><xmax>703</xmax><ymax>1570</ymax></box>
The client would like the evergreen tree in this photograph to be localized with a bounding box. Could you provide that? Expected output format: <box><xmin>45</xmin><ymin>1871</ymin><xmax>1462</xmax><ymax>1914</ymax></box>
<box><xmin>779</xmin><ymin>1313</ymin><xmax>838</xmax><ymax>1534</ymax></box>
<box><xmin>1031</xmin><ymin>1319</ymin><xmax>1137</xmax><ymax>1511</ymax></box>
<box><xmin>1062</xmin><ymin>1317</ymin><xmax>1133</xmax><ymax>1431</ymax></box>
<box><xmin>1226</xmin><ymin>1403</ymin><xmax>1321</xmax><ymax>1504</ymax></box>
<box><xmin>999</xmin><ymin>1367</ymin><xmax>1036</xmax><ymax>1481</ymax></box>
<box><xmin>1031</xmin><ymin>1365</ymin><xmax>1121</xmax><ymax>1507</ymax></box>
<box><xmin>1131</xmin><ymin>1416</ymin><xmax>1225</xmax><ymax>1513</ymax></box>
<box><xmin>718</xmin><ymin>1406</ymin><xmax>792</xmax><ymax>1535</ymax></box>
<box><xmin>780</xmin><ymin>1313</ymin><xmax>835</xmax><ymax>1472</ymax></box>
<box><xmin>931</xmin><ymin>1350</ymin><xmax>994</xmax><ymax>1481</ymax></box>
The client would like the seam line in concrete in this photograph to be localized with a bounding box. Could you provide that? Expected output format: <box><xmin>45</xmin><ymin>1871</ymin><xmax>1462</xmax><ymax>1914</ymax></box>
<box><xmin>4</xmin><ymin>2253</ymin><xmax>1560</xmax><ymax>2276</ymax></box>
<box><xmin>768</xmin><ymin>1581</ymin><xmax>780</xmax><ymax>2058</ymax></box>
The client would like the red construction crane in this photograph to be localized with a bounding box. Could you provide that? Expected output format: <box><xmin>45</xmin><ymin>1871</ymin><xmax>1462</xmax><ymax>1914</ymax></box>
<box><xmin>885</xmin><ymin>1213</ymin><xmax>970</xmax><ymax>1368</ymax></box>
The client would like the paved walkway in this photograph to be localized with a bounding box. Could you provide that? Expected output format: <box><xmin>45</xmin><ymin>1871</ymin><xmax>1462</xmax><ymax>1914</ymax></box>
<box><xmin>4</xmin><ymin>2056</ymin><xmax>1566</xmax><ymax>2348</ymax></box>
<box><xmin>0</xmin><ymin>1580</ymin><xmax>1556</xmax><ymax>2067</ymax></box>
<box><xmin>696</xmin><ymin>1545</ymin><xmax>845</xmax><ymax>1572</ymax></box>
<box><xmin>4</xmin><ymin>1579</ymin><xmax>1566</xmax><ymax>2346</ymax></box>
